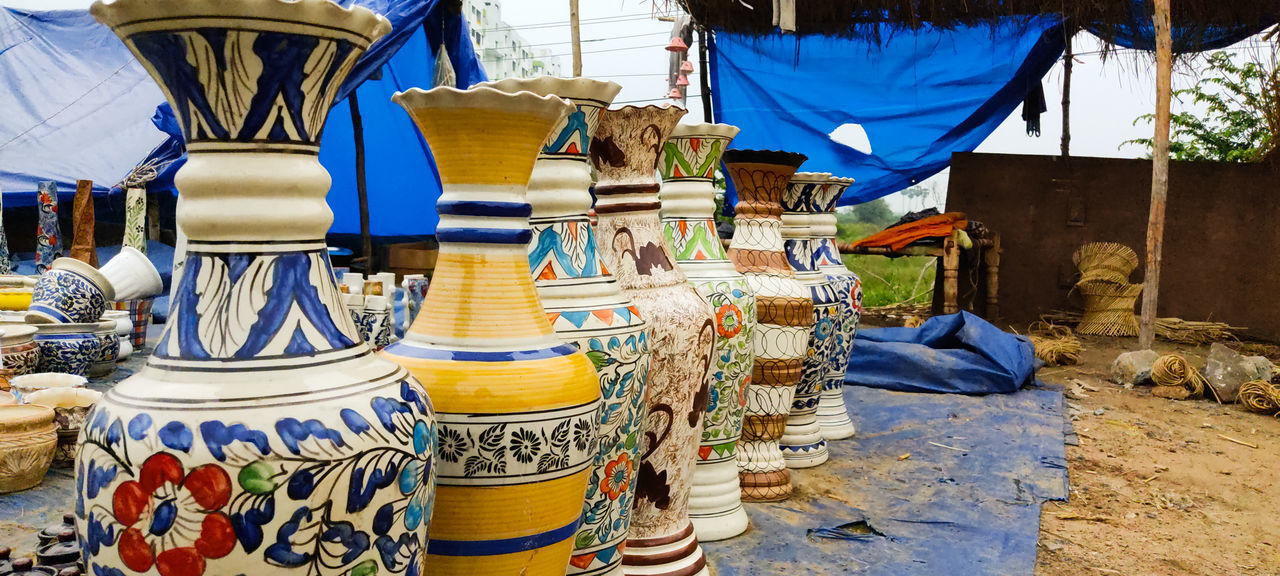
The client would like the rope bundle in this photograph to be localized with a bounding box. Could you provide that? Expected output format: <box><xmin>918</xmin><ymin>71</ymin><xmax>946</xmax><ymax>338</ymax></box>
<box><xmin>1150</xmin><ymin>353</ymin><xmax>1211</xmax><ymax>399</ymax></box>
<box><xmin>1028</xmin><ymin>322</ymin><xmax>1082</xmax><ymax>366</ymax></box>
<box><xmin>1238</xmin><ymin>380</ymin><xmax>1280</xmax><ymax>415</ymax></box>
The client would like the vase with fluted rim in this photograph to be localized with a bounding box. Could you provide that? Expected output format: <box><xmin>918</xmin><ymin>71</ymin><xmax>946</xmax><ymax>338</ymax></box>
<box><xmin>811</xmin><ymin>176</ymin><xmax>863</xmax><ymax>440</ymax></box>
<box><xmin>478</xmin><ymin>76</ymin><xmax>652</xmax><ymax>576</ymax></box>
<box><xmin>658</xmin><ymin>122</ymin><xmax>755</xmax><ymax>542</ymax></box>
<box><xmin>380</xmin><ymin>86</ymin><xmax>603</xmax><ymax>576</ymax></box>
<box><xmin>590</xmin><ymin>105</ymin><xmax>715</xmax><ymax>576</ymax></box>
<box><xmin>778</xmin><ymin>172</ymin><xmax>837</xmax><ymax>468</ymax></box>
<box><xmin>722</xmin><ymin>149</ymin><xmax>813</xmax><ymax>502</ymax></box>
<box><xmin>79</xmin><ymin>3</ymin><xmax>438</xmax><ymax>576</ymax></box>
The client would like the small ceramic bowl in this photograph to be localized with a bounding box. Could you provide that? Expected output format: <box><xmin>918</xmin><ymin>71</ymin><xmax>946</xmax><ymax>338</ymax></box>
<box><xmin>0</xmin><ymin>287</ymin><xmax>33</xmax><ymax>311</ymax></box>
<box><xmin>10</xmin><ymin>373</ymin><xmax>87</xmax><ymax>403</ymax></box>
<box><xmin>104</xmin><ymin>310</ymin><xmax>132</xmax><ymax>336</ymax></box>
<box><xmin>0</xmin><ymin>404</ymin><xmax>56</xmax><ymax>494</ymax></box>
<box><xmin>117</xmin><ymin>338</ymin><xmax>133</xmax><ymax>361</ymax></box>
<box><xmin>32</xmin><ymin>323</ymin><xmax>100</xmax><ymax>376</ymax></box>
<box><xmin>25</xmin><ymin>387</ymin><xmax>101</xmax><ymax>468</ymax></box>
<box><xmin>26</xmin><ymin>258</ymin><xmax>114</xmax><ymax>324</ymax></box>
<box><xmin>88</xmin><ymin>320</ymin><xmax>119</xmax><ymax>379</ymax></box>
<box><xmin>0</xmin><ymin>325</ymin><xmax>40</xmax><ymax>379</ymax></box>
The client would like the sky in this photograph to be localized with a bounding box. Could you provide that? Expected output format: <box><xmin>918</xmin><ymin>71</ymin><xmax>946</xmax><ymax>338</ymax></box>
<box><xmin>5</xmin><ymin>0</ymin><xmax>1269</xmax><ymax>213</ymax></box>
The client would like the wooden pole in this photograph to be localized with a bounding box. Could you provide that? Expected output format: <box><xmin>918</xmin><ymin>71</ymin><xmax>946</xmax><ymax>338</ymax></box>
<box><xmin>698</xmin><ymin>26</ymin><xmax>713</xmax><ymax>122</ymax></box>
<box><xmin>350</xmin><ymin>91</ymin><xmax>373</xmax><ymax>272</ymax></box>
<box><xmin>569</xmin><ymin>0</ymin><xmax>582</xmax><ymax>77</ymax></box>
<box><xmin>1139</xmin><ymin>0</ymin><xmax>1173</xmax><ymax>348</ymax></box>
<box><xmin>1061</xmin><ymin>26</ymin><xmax>1073</xmax><ymax>158</ymax></box>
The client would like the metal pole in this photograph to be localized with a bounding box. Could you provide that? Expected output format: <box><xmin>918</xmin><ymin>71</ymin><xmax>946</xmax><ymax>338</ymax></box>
<box><xmin>569</xmin><ymin>0</ymin><xmax>582</xmax><ymax>77</ymax></box>
<box><xmin>1139</xmin><ymin>0</ymin><xmax>1172</xmax><ymax>348</ymax></box>
<box><xmin>350</xmin><ymin>91</ymin><xmax>373</xmax><ymax>272</ymax></box>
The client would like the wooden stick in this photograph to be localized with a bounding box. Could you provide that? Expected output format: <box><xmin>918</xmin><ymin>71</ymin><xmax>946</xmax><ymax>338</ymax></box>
<box><xmin>1139</xmin><ymin>0</ymin><xmax>1172</xmax><ymax>349</ymax></box>
<box><xmin>569</xmin><ymin>0</ymin><xmax>582</xmax><ymax>77</ymax></box>
<box><xmin>349</xmin><ymin>92</ymin><xmax>372</xmax><ymax>273</ymax></box>
<box><xmin>928</xmin><ymin>441</ymin><xmax>966</xmax><ymax>452</ymax></box>
<box><xmin>1217</xmin><ymin>434</ymin><xmax>1258</xmax><ymax>449</ymax></box>
<box><xmin>1061</xmin><ymin>24</ymin><xmax>1073</xmax><ymax>158</ymax></box>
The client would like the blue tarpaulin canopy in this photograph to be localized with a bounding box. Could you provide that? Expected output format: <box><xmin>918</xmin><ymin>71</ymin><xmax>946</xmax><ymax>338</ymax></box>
<box><xmin>0</xmin><ymin>0</ymin><xmax>485</xmax><ymax>237</ymax></box>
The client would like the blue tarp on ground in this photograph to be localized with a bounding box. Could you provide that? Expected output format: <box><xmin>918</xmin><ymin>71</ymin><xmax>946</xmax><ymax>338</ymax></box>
<box><xmin>845</xmin><ymin>312</ymin><xmax>1038</xmax><ymax>395</ymax></box>
<box><xmin>0</xmin><ymin>1</ymin><xmax>485</xmax><ymax>237</ymax></box>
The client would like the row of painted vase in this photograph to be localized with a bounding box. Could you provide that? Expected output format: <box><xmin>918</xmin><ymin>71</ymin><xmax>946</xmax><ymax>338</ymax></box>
<box><xmin>74</xmin><ymin>2</ymin><xmax>860</xmax><ymax>576</ymax></box>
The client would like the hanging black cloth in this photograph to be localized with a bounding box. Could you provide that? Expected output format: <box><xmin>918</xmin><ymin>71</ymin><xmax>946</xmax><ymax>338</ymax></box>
<box><xmin>1022</xmin><ymin>81</ymin><xmax>1047</xmax><ymax>137</ymax></box>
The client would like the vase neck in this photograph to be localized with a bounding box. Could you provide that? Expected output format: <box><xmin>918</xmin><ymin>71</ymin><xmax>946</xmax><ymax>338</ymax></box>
<box><xmin>527</xmin><ymin>157</ymin><xmax>620</xmax><ymax>303</ymax></box>
<box><xmin>660</xmin><ymin>180</ymin><xmax>732</xmax><ymax>266</ymax></box>
<box><xmin>150</xmin><ymin>239</ymin><xmax>366</xmax><ymax>370</ymax></box>
<box><xmin>177</xmin><ymin>152</ymin><xmax>335</xmax><ymax>242</ymax></box>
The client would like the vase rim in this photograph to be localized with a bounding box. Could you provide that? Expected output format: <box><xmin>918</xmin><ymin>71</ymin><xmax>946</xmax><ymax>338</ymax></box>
<box><xmin>790</xmin><ymin>172</ymin><xmax>833</xmax><ymax>184</ymax></box>
<box><xmin>90</xmin><ymin>0</ymin><xmax>392</xmax><ymax>41</ymax></box>
<box><xmin>392</xmin><ymin>86</ymin><xmax>574</xmax><ymax>120</ymax></box>
<box><xmin>722</xmin><ymin>149</ymin><xmax>807</xmax><ymax>168</ymax></box>
<box><xmin>475</xmin><ymin>76</ymin><xmax>622</xmax><ymax>106</ymax></box>
<box><xmin>670</xmin><ymin>122</ymin><xmax>740</xmax><ymax>140</ymax></box>
<box><xmin>827</xmin><ymin>176</ymin><xmax>856</xmax><ymax>186</ymax></box>
<box><xmin>0</xmin><ymin>404</ymin><xmax>55</xmax><ymax>434</ymax></box>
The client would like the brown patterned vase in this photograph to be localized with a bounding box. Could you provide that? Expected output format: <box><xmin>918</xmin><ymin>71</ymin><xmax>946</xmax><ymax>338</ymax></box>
<box><xmin>591</xmin><ymin>105</ymin><xmax>715</xmax><ymax>576</ymax></box>
<box><xmin>722</xmin><ymin>149</ymin><xmax>813</xmax><ymax>502</ymax></box>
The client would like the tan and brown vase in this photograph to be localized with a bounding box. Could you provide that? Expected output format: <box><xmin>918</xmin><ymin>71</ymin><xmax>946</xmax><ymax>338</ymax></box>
<box><xmin>778</xmin><ymin>172</ymin><xmax>836</xmax><ymax>468</ymax></box>
<box><xmin>659</xmin><ymin>122</ymin><xmax>755</xmax><ymax>542</ymax></box>
<box><xmin>722</xmin><ymin>149</ymin><xmax>813</xmax><ymax>502</ymax></box>
<box><xmin>812</xmin><ymin>176</ymin><xmax>862</xmax><ymax>440</ymax></box>
<box><xmin>591</xmin><ymin>105</ymin><xmax>715</xmax><ymax>576</ymax></box>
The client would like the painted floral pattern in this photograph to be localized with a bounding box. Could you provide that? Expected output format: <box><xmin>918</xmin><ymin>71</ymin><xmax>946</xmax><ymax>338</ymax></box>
<box><xmin>77</xmin><ymin>379</ymin><xmax>436</xmax><ymax>576</ymax></box>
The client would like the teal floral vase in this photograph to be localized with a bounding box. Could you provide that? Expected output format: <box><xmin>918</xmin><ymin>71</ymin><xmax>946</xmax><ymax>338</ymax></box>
<box><xmin>78</xmin><ymin>3</ymin><xmax>437</xmax><ymax>576</ymax></box>
<box><xmin>658</xmin><ymin>122</ymin><xmax>755</xmax><ymax>542</ymax></box>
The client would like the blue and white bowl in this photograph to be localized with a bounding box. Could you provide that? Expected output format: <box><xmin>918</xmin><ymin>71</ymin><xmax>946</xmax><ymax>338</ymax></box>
<box><xmin>26</xmin><ymin>258</ymin><xmax>115</xmax><ymax>324</ymax></box>
<box><xmin>32</xmin><ymin>323</ymin><xmax>101</xmax><ymax>377</ymax></box>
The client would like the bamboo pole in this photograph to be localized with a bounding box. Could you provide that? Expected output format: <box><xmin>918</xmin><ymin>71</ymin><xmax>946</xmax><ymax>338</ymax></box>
<box><xmin>1061</xmin><ymin>25</ymin><xmax>1073</xmax><ymax>158</ymax></box>
<box><xmin>1139</xmin><ymin>0</ymin><xmax>1173</xmax><ymax>348</ymax></box>
<box><xmin>350</xmin><ymin>91</ymin><xmax>372</xmax><ymax>272</ymax></box>
<box><xmin>569</xmin><ymin>0</ymin><xmax>582</xmax><ymax>77</ymax></box>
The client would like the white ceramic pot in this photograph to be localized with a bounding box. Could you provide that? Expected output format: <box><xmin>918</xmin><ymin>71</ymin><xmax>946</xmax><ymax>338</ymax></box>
<box><xmin>98</xmin><ymin>246</ymin><xmax>162</xmax><ymax>301</ymax></box>
<box><xmin>10</xmin><ymin>372</ymin><xmax>87</xmax><ymax>403</ymax></box>
<box><xmin>116</xmin><ymin>338</ymin><xmax>133</xmax><ymax>361</ymax></box>
<box><xmin>104</xmin><ymin>310</ymin><xmax>132</xmax><ymax>336</ymax></box>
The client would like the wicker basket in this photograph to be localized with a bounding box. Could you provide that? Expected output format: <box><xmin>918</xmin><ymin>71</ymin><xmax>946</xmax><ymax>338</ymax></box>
<box><xmin>1073</xmin><ymin>242</ymin><xmax>1139</xmax><ymax>285</ymax></box>
<box><xmin>1075</xmin><ymin>281</ymin><xmax>1144</xmax><ymax>337</ymax></box>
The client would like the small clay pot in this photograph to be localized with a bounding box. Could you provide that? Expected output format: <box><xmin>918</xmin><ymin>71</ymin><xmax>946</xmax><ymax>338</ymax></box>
<box><xmin>25</xmin><ymin>387</ymin><xmax>100</xmax><ymax>467</ymax></box>
<box><xmin>37</xmin><ymin>513</ymin><xmax>77</xmax><ymax>547</ymax></box>
<box><xmin>31</xmin><ymin>324</ymin><xmax>98</xmax><ymax>377</ymax></box>
<box><xmin>0</xmin><ymin>404</ymin><xmax>57</xmax><ymax>493</ymax></box>
<box><xmin>0</xmin><ymin>325</ymin><xmax>40</xmax><ymax>379</ymax></box>
<box><xmin>26</xmin><ymin>259</ymin><xmax>113</xmax><ymax>324</ymax></box>
<box><xmin>98</xmin><ymin>247</ymin><xmax>161</xmax><ymax>301</ymax></box>
<box><xmin>87</xmin><ymin>321</ymin><xmax>118</xmax><ymax>379</ymax></box>
<box><xmin>36</xmin><ymin>530</ymin><xmax>80</xmax><ymax>570</ymax></box>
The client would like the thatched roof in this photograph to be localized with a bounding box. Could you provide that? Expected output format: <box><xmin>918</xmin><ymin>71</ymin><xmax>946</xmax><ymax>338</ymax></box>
<box><xmin>676</xmin><ymin>0</ymin><xmax>1279</xmax><ymax>44</ymax></box>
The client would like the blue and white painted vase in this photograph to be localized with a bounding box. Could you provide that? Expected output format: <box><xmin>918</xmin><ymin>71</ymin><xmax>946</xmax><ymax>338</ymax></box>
<box><xmin>778</xmin><ymin>172</ymin><xmax>837</xmax><ymax>468</ymax></box>
<box><xmin>27</xmin><ymin>258</ymin><xmax>114</xmax><ymax>324</ymax></box>
<box><xmin>34</xmin><ymin>323</ymin><xmax>100</xmax><ymax>377</ymax></box>
<box><xmin>36</xmin><ymin>181</ymin><xmax>63</xmax><ymax>275</ymax></box>
<box><xmin>0</xmin><ymin>188</ymin><xmax>10</xmax><ymax>275</ymax></box>
<box><xmin>478</xmin><ymin>76</ymin><xmax>652</xmax><ymax>576</ymax></box>
<box><xmin>79</xmin><ymin>4</ymin><xmax>437</xmax><ymax>576</ymax></box>
<box><xmin>811</xmin><ymin>176</ymin><xmax>862</xmax><ymax>440</ymax></box>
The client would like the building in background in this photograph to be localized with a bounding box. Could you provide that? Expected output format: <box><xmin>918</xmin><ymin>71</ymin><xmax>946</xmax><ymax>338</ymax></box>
<box><xmin>462</xmin><ymin>0</ymin><xmax>563</xmax><ymax>79</ymax></box>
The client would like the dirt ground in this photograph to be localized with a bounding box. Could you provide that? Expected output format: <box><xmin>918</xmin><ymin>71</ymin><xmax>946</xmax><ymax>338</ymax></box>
<box><xmin>1032</xmin><ymin>335</ymin><xmax>1280</xmax><ymax>575</ymax></box>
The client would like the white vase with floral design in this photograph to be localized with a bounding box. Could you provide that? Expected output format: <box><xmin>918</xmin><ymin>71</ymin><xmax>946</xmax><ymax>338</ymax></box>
<box><xmin>812</xmin><ymin>176</ymin><xmax>862</xmax><ymax>440</ymax></box>
<box><xmin>78</xmin><ymin>4</ymin><xmax>437</xmax><ymax>576</ymax></box>
<box><xmin>659</xmin><ymin>122</ymin><xmax>755</xmax><ymax>542</ymax></box>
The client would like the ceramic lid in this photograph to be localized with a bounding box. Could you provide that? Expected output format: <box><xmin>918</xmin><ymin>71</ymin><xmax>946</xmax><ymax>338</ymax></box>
<box><xmin>0</xmin><ymin>324</ymin><xmax>36</xmax><ymax>344</ymax></box>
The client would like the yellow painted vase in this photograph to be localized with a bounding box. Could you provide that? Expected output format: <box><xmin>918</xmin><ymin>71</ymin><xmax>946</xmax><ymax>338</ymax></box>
<box><xmin>591</xmin><ymin>105</ymin><xmax>716</xmax><ymax>576</ymax></box>
<box><xmin>810</xmin><ymin>177</ymin><xmax>863</xmax><ymax>440</ymax></box>
<box><xmin>478</xmin><ymin>77</ymin><xmax>653</xmax><ymax>576</ymax></box>
<box><xmin>658</xmin><ymin>122</ymin><xmax>755</xmax><ymax>542</ymax></box>
<box><xmin>722</xmin><ymin>150</ymin><xmax>813</xmax><ymax>502</ymax></box>
<box><xmin>779</xmin><ymin>172</ymin><xmax>837</xmax><ymax>468</ymax></box>
<box><xmin>381</xmin><ymin>87</ymin><xmax>602</xmax><ymax>576</ymax></box>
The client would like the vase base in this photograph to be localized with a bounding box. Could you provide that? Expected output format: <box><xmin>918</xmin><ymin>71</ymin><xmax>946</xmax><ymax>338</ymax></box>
<box><xmin>623</xmin><ymin>521</ymin><xmax>709</xmax><ymax>576</ymax></box>
<box><xmin>780</xmin><ymin>439</ymin><xmax>829</xmax><ymax>468</ymax></box>
<box><xmin>818</xmin><ymin>420</ymin><xmax>857</xmax><ymax>440</ymax></box>
<box><xmin>739</xmin><ymin>469</ymin><xmax>791</xmax><ymax>502</ymax></box>
<box><xmin>689</xmin><ymin>502</ymin><xmax>749</xmax><ymax>541</ymax></box>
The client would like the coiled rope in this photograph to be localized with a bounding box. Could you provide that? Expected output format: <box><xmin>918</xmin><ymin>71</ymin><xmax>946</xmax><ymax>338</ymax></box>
<box><xmin>1150</xmin><ymin>353</ymin><xmax>1214</xmax><ymax>400</ymax></box>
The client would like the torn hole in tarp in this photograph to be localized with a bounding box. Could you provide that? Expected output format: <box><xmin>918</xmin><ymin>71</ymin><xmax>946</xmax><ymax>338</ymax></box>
<box><xmin>807</xmin><ymin>510</ymin><xmax>891</xmax><ymax>542</ymax></box>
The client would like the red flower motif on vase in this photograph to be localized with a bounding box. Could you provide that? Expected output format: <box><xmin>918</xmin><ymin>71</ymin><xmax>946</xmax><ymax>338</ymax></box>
<box><xmin>111</xmin><ymin>453</ymin><xmax>237</xmax><ymax>576</ymax></box>
<box><xmin>715</xmin><ymin>304</ymin><xmax>743</xmax><ymax>339</ymax></box>
<box><xmin>599</xmin><ymin>452</ymin><xmax>633</xmax><ymax>501</ymax></box>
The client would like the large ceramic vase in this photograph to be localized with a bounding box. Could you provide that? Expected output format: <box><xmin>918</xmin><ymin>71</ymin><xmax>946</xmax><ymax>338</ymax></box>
<box><xmin>80</xmin><ymin>4</ymin><xmax>438</xmax><ymax>576</ymax></box>
<box><xmin>811</xmin><ymin>177</ymin><xmax>862</xmax><ymax>440</ymax></box>
<box><xmin>658</xmin><ymin>122</ymin><xmax>754</xmax><ymax>542</ymax></box>
<box><xmin>36</xmin><ymin>181</ymin><xmax>62</xmax><ymax>274</ymax></box>
<box><xmin>722</xmin><ymin>150</ymin><xmax>813</xmax><ymax>502</ymax></box>
<box><xmin>591</xmin><ymin>106</ymin><xmax>715</xmax><ymax>576</ymax></box>
<box><xmin>381</xmin><ymin>87</ymin><xmax>603</xmax><ymax>576</ymax></box>
<box><xmin>778</xmin><ymin>172</ymin><xmax>836</xmax><ymax>468</ymax></box>
<box><xmin>479</xmin><ymin>77</ymin><xmax>651</xmax><ymax>576</ymax></box>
